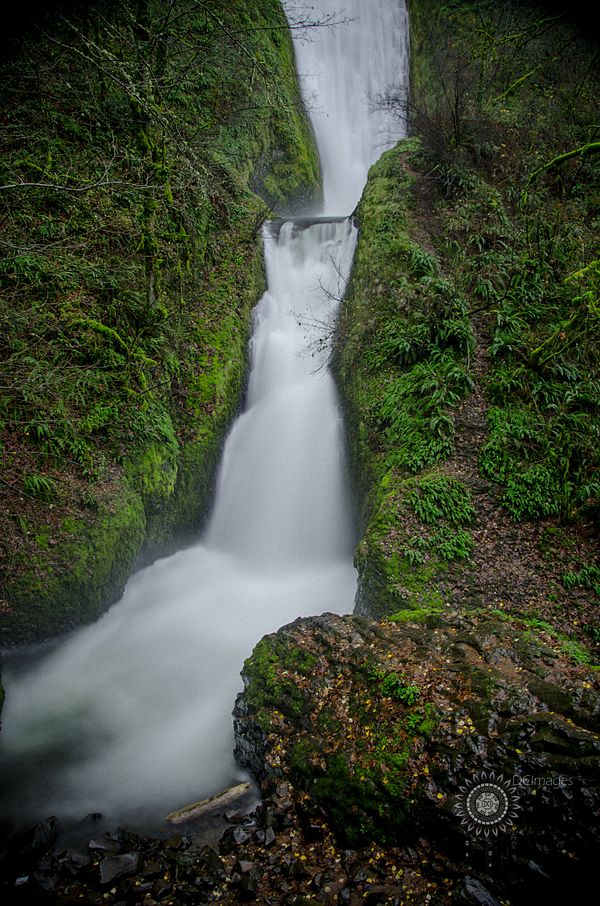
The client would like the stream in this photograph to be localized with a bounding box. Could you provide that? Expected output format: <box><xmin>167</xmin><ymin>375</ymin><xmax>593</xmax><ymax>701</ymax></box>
<box><xmin>0</xmin><ymin>0</ymin><xmax>408</xmax><ymax>831</ymax></box>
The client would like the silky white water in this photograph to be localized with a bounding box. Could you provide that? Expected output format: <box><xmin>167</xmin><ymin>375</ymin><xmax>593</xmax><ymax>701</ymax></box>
<box><xmin>290</xmin><ymin>0</ymin><xmax>409</xmax><ymax>214</ymax></box>
<box><xmin>0</xmin><ymin>0</ymin><xmax>408</xmax><ymax>826</ymax></box>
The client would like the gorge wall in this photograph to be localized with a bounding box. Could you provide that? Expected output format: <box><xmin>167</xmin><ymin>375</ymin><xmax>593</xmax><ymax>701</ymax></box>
<box><xmin>0</xmin><ymin>0</ymin><xmax>320</xmax><ymax>644</ymax></box>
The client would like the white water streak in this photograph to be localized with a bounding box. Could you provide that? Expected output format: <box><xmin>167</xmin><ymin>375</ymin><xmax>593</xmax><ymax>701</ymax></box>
<box><xmin>287</xmin><ymin>0</ymin><xmax>409</xmax><ymax>214</ymax></box>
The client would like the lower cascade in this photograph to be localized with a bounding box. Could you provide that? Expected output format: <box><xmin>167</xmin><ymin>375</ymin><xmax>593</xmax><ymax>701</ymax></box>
<box><xmin>0</xmin><ymin>0</ymin><xmax>407</xmax><ymax>828</ymax></box>
<box><xmin>0</xmin><ymin>220</ymin><xmax>358</xmax><ymax>826</ymax></box>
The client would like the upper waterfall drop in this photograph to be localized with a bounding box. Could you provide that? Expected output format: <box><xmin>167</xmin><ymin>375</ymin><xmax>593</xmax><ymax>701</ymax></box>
<box><xmin>284</xmin><ymin>0</ymin><xmax>409</xmax><ymax>215</ymax></box>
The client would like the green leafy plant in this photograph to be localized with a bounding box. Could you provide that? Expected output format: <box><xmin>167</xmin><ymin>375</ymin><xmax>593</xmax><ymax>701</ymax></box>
<box><xmin>562</xmin><ymin>564</ymin><xmax>600</xmax><ymax>598</ymax></box>
<box><xmin>371</xmin><ymin>669</ymin><xmax>421</xmax><ymax>705</ymax></box>
<box><xmin>23</xmin><ymin>472</ymin><xmax>59</xmax><ymax>502</ymax></box>
<box><xmin>406</xmin><ymin>473</ymin><xmax>475</xmax><ymax>525</ymax></box>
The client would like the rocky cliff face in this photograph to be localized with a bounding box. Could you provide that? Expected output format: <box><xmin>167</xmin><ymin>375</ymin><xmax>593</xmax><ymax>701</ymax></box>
<box><xmin>234</xmin><ymin>609</ymin><xmax>600</xmax><ymax>901</ymax></box>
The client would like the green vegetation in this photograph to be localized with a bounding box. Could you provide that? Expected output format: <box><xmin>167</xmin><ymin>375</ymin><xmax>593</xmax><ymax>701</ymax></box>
<box><xmin>562</xmin><ymin>564</ymin><xmax>600</xmax><ymax>598</ymax></box>
<box><xmin>369</xmin><ymin>668</ymin><xmax>421</xmax><ymax>705</ymax></box>
<box><xmin>335</xmin><ymin>140</ymin><xmax>475</xmax><ymax>617</ymax></box>
<box><xmin>255</xmin><ymin>640</ymin><xmax>439</xmax><ymax>846</ymax></box>
<box><xmin>335</xmin><ymin>0</ymin><xmax>598</xmax><ymax>643</ymax></box>
<box><xmin>336</xmin><ymin>142</ymin><xmax>473</xmax><ymax>482</ymax></box>
<box><xmin>0</xmin><ymin>0</ymin><xmax>320</xmax><ymax>642</ymax></box>
<box><xmin>490</xmin><ymin>609</ymin><xmax>598</xmax><ymax>667</ymax></box>
<box><xmin>407</xmin><ymin>0</ymin><xmax>599</xmax><ymax>527</ymax></box>
<box><xmin>242</xmin><ymin>637</ymin><xmax>317</xmax><ymax>727</ymax></box>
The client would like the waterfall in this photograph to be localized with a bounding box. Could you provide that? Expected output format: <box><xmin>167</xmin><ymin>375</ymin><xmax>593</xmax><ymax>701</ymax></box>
<box><xmin>0</xmin><ymin>0</ymin><xmax>408</xmax><ymax>828</ymax></box>
<box><xmin>287</xmin><ymin>0</ymin><xmax>409</xmax><ymax>215</ymax></box>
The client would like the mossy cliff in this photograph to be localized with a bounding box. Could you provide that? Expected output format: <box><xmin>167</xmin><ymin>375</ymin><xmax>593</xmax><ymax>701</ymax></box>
<box><xmin>0</xmin><ymin>0</ymin><xmax>320</xmax><ymax>644</ymax></box>
<box><xmin>334</xmin><ymin>139</ymin><xmax>475</xmax><ymax>620</ymax></box>
<box><xmin>334</xmin><ymin>0</ymin><xmax>599</xmax><ymax>660</ymax></box>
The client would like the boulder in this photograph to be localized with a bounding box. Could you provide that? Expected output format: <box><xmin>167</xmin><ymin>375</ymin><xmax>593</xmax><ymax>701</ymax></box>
<box><xmin>233</xmin><ymin>610</ymin><xmax>600</xmax><ymax>899</ymax></box>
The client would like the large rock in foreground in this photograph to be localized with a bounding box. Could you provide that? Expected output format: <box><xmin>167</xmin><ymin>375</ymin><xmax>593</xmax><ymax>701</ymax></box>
<box><xmin>234</xmin><ymin>610</ymin><xmax>600</xmax><ymax>900</ymax></box>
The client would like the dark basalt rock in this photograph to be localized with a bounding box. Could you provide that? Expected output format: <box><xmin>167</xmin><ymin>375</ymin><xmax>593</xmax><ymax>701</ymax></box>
<box><xmin>233</xmin><ymin>610</ymin><xmax>600</xmax><ymax>901</ymax></box>
<box><xmin>457</xmin><ymin>875</ymin><xmax>501</xmax><ymax>905</ymax></box>
<box><xmin>98</xmin><ymin>851</ymin><xmax>140</xmax><ymax>885</ymax></box>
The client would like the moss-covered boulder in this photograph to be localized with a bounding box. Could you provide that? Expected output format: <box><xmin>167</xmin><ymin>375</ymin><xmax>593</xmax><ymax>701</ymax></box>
<box><xmin>234</xmin><ymin>610</ymin><xmax>600</xmax><ymax>898</ymax></box>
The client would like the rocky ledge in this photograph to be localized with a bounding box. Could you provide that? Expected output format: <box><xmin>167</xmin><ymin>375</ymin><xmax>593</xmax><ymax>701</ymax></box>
<box><xmin>0</xmin><ymin>786</ymin><xmax>468</xmax><ymax>905</ymax></box>
<box><xmin>233</xmin><ymin>610</ymin><xmax>600</xmax><ymax>902</ymax></box>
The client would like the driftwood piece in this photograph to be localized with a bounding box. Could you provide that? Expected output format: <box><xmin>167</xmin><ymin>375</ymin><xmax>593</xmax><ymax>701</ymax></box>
<box><xmin>165</xmin><ymin>781</ymin><xmax>251</xmax><ymax>824</ymax></box>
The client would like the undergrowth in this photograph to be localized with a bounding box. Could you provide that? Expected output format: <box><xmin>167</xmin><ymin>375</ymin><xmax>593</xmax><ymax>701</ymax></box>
<box><xmin>406</xmin><ymin>0</ymin><xmax>600</xmax><ymax>527</ymax></box>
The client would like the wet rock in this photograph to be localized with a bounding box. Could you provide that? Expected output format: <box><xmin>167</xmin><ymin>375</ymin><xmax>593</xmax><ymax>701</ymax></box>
<box><xmin>143</xmin><ymin>858</ymin><xmax>164</xmax><ymax>877</ymax></box>
<box><xmin>89</xmin><ymin>834</ymin><xmax>121</xmax><ymax>854</ymax></box>
<box><xmin>197</xmin><ymin>846</ymin><xmax>225</xmax><ymax>878</ymax></box>
<box><xmin>286</xmin><ymin>856</ymin><xmax>310</xmax><ymax>879</ymax></box>
<box><xmin>80</xmin><ymin>813</ymin><xmax>103</xmax><ymax>827</ymax></box>
<box><xmin>233</xmin><ymin>825</ymin><xmax>251</xmax><ymax>845</ymax></box>
<box><xmin>98</xmin><ymin>852</ymin><xmax>140</xmax><ymax>884</ymax></box>
<box><xmin>236</xmin><ymin>869</ymin><xmax>260</xmax><ymax>900</ymax></box>
<box><xmin>233</xmin><ymin>611</ymin><xmax>600</xmax><ymax>899</ymax></box>
<box><xmin>30</xmin><ymin>870</ymin><xmax>58</xmax><ymax>892</ymax></box>
<box><xmin>69</xmin><ymin>849</ymin><xmax>92</xmax><ymax>867</ymax></box>
<box><xmin>25</xmin><ymin>817</ymin><xmax>60</xmax><ymax>861</ymax></box>
<box><xmin>151</xmin><ymin>878</ymin><xmax>172</xmax><ymax>900</ymax></box>
<box><xmin>457</xmin><ymin>876</ymin><xmax>501</xmax><ymax>906</ymax></box>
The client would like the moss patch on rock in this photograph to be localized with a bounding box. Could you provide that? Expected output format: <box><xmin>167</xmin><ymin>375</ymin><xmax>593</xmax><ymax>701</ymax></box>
<box><xmin>234</xmin><ymin>610</ymin><xmax>600</xmax><ymax>886</ymax></box>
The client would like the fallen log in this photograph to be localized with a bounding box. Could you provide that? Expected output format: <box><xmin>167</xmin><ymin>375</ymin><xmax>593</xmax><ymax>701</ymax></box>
<box><xmin>165</xmin><ymin>781</ymin><xmax>251</xmax><ymax>824</ymax></box>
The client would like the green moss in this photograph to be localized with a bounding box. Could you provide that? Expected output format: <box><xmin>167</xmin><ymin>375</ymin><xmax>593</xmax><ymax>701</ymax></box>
<box><xmin>242</xmin><ymin>637</ymin><xmax>310</xmax><ymax>724</ymax></box>
<box><xmin>486</xmin><ymin>611</ymin><xmax>598</xmax><ymax>669</ymax></box>
<box><xmin>1</xmin><ymin>486</ymin><xmax>146</xmax><ymax>643</ymax></box>
<box><xmin>560</xmin><ymin>639</ymin><xmax>593</xmax><ymax>666</ymax></box>
<box><xmin>1</xmin><ymin>0</ymin><xmax>320</xmax><ymax>644</ymax></box>
<box><xmin>293</xmin><ymin>735</ymin><xmax>419</xmax><ymax>847</ymax></box>
<box><xmin>388</xmin><ymin>603</ymin><xmax>444</xmax><ymax>623</ymax></box>
<box><xmin>62</xmin><ymin>517</ymin><xmax>84</xmax><ymax>534</ymax></box>
<box><xmin>283</xmin><ymin>677</ymin><xmax>433</xmax><ymax>845</ymax></box>
<box><xmin>34</xmin><ymin>529</ymin><xmax>50</xmax><ymax>550</ymax></box>
<box><xmin>126</xmin><ymin>442</ymin><xmax>179</xmax><ymax>501</ymax></box>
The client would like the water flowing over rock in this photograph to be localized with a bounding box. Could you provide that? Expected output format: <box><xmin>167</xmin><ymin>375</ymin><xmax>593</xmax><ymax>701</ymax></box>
<box><xmin>286</xmin><ymin>0</ymin><xmax>409</xmax><ymax>214</ymax></box>
<box><xmin>0</xmin><ymin>0</ymin><xmax>409</xmax><ymax>828</ymax></box>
